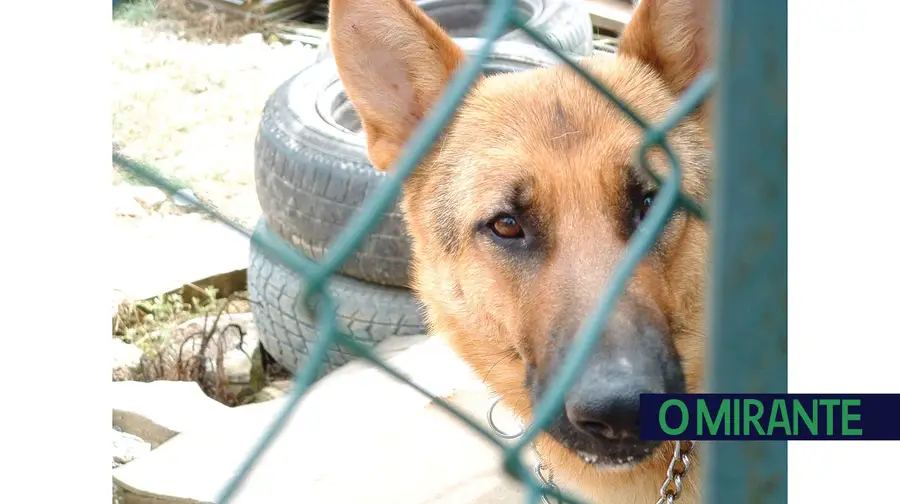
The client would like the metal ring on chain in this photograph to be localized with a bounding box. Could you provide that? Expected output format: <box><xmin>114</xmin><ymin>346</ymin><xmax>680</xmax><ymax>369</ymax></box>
<box><xmin>487</xmin><ymin>397</ymin><xmax>525</xmax><ymax>440</ymax></box>
<box><xmin>487</xmin><ymin>398</ymin><xmax>560</xmax><ymax>503</ymax></box>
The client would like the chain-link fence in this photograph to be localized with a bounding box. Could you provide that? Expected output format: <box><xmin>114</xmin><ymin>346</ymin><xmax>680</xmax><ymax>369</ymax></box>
<box><xmin>112</xmin><ymin>0</ymin><xmax>787</xmax><ymax>502</ymax></box>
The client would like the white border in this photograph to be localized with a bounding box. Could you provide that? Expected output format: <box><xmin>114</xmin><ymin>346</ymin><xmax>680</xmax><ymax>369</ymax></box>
<box><xmin>1</xmin><ymin>0</ymin><xmax>108</xmax><ymax>501</ymax></box>
<box><xmin>788</xmin><ymin>1</ymin><xmax>898</xmax><ymax>502</ymax></box>
<box><xmin>0</xmin><ymin>0</ymin><xmax>895</xmax><ymax>502</ymax></box>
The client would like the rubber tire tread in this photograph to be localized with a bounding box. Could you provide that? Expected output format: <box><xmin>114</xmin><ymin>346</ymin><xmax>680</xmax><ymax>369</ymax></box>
<box><xmin>254</xmin><ymin>61</ymin><xmax>412</xmax><ymax>287</ymax></box>
<box><xmin>254</xmin><ymin>41</ymin><xmax>562</xmax><ymax>287</ymax></box>
<box><xmin>314</xmin><ymin>0</ymin><xmax>595</xmax><ymax>62</ymax></box>
<box><xmin>249</xmin><ymin>219</ymin><xmax>427</xmax><ymax>377</ymax></box>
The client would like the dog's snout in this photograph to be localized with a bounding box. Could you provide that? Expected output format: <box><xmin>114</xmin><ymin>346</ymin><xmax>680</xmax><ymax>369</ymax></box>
<box><xmin>548</xmin><ymin>302</ymin><xmax>684</xmax><ymax>449</ymax></box>
<box><xmin>532</xmin><ymin>298</ymin><xmax>686</xmax><ymax>465</ymax></box>
<box><xmin>565</xmin><ymin>382</ymin><xmax>649</xmax><ymax>441</ymax></box>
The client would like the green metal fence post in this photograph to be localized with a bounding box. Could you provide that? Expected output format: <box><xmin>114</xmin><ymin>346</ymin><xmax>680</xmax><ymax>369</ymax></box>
<box><xmin>705</xmin><ymin>0</ymin><xmax>788</xmax><ymax>503</ymax></box>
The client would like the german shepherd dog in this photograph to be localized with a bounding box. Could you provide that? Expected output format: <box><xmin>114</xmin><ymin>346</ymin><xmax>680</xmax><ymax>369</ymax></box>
<box><xmin>329</xmin><ymin>0</ymin><xmax>713</xmax><ymax>500</ymax></box>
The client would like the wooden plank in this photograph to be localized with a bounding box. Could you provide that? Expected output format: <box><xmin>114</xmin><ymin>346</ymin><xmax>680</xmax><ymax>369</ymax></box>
<box><xmin>582</xmin><ymin>0</ymin><xmax>634</xmax><ymax>35</ymax></box>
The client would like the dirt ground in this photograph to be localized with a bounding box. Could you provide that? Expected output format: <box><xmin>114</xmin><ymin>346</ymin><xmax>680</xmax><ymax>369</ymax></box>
<box><xmin>111</xmin><ymin>4</ymin><xmax>323</xmax><ymax>390</ymax></box>
<box><xmin>111</xmin><ymin>7</ymin><xmax>320</xmax><ymax>226</ymax></box>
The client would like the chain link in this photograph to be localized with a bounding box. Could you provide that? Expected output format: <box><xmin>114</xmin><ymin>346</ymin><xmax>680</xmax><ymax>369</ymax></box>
<box><xmin>487</xmin><ymin>398</ymin><xmax>693</xmax><ymax>504</ymax></box>
<box><xmin>534</xmin><ymin>456</ymin><xmax>562</xmax><ymax>504</ymax></box>
<box><xmin>654</xmin><ymin>440</ymin><xmax>694</xmax><ymax>504</ymax></box>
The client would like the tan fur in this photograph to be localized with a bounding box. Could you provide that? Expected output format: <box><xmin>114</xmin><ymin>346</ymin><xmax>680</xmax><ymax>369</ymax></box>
<box><xmin>330</xmin><ymin>0</ymin><xmax>716</xmax><ymax>501</ymax></box>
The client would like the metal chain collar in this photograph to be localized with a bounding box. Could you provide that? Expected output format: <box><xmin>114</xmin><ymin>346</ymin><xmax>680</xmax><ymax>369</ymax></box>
<box><xmin>487</xmin><ymin>398</ymin><xmax>694</xmax><ymax>504</ymax></box>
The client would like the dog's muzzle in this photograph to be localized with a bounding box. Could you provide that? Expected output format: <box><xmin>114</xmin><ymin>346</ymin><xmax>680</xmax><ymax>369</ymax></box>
<box><xmin>529</xmin><ymin>300</ymin><xmax>685</xmax><ymax>467</ymax></box>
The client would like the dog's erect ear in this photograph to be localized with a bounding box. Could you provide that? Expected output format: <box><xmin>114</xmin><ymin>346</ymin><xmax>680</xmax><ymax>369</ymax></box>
<box><xmin>329</xmin><ymin>0</ymin><xmax>466</xmax><ymax>172</ymax></box>
<box><xmin>617</xmin><ymin>0</ymin><xmax>714</xmax><ymax>96</ymax></box>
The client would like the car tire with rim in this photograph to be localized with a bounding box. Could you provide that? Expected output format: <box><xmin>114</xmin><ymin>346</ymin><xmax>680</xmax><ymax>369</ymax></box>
<box><xmin>313</xmin><ymin>0</ymin><xmax>595</xmax><ymax>63</ymax></box>
<box><xmin>253</xmin><ymin>38</ymin><xmax>562</xmax><ymax>288</ymax></box>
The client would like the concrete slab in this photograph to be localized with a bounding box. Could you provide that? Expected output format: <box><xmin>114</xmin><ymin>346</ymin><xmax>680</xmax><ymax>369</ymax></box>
<box><xmin>114</xmin><ymin>335</ymin><xmax>531</xmax><ymax>503</ymax></box>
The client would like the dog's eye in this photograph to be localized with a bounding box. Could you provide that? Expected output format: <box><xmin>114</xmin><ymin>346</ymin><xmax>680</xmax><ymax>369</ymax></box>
<box><xmin>488</xmin><ymin>215</ymin><xmax>525</xmax><ymax>239</ymax></box>
<box><xmin>635</xmin><ymin>191</ymin><xmax>656</xmax><ymax>225</ymax></box>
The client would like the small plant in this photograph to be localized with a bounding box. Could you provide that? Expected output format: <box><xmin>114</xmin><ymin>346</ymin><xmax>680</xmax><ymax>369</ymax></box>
<box><xmin>113</xmin><ymin>287</ymin><xmax>261</xmax><ymax>405</ymax></box>
<box><xmin>113</xmin><ymin>285</ymin><xmax>221</xmax><ymax>352</ymax></box>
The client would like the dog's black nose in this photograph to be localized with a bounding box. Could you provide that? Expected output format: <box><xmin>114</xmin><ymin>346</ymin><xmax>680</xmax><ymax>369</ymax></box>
<box><xmin>550</xmin><ymin>301</ymin><xmax>683</xmax><ymax>447</ymax></box>
<box><xmin>564</xmin><ymin>384</ymin><xmax>648</xmax><ymax>441</ymax></box>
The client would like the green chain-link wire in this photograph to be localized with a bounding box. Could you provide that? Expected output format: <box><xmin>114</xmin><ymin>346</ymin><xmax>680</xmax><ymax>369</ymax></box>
<box><xmin>112</xmin><ymin>0</ymin><xmax>720</xmax><ymax>502</ymax></box>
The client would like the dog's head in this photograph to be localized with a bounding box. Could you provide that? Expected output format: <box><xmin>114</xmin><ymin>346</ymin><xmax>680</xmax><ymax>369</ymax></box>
<box><xmin>330</xmin><ymin>0</ymin><xmax>713</xmax><ymax>493</ymax></box>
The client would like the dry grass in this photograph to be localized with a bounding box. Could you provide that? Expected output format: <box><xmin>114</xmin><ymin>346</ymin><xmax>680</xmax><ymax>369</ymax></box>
<box><xmin>113</xmin><ymin>285</ymin><xmax>236</xmax><ymax>348</ymax></box>
<box><xmin>155</xmin><ymin>0</ymin><xmax>273</xmax><ymax>43</ymax></box>
<box><xmin>111</xmin><ymin>3</ymin><xmax>318</xmax><ymax>225</ymax></box>
<box><xmin>128</xmin><ymin>295</ymin><xmax>251</xmax><ymax>407</ymax></box>
<box><xmin>110</xmin><ymin>1</ymin><xmax>309</xmax><ymax>404</ymax></box>
<box><xmin>115</xmin><ymin>0</ymin><xmax>276</xmax><ymax>43</ymax></box>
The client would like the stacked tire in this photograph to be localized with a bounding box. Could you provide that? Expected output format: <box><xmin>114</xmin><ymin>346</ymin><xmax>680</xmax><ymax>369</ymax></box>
<box><xmin>314</xmin><ymin>0</ymin><xmax>595</xmax><ymax>62</ymax></box>
<box><xmin>250</xmin><ymin>3</ymin><xmax>596</xmax><ymax>378</ymax></box>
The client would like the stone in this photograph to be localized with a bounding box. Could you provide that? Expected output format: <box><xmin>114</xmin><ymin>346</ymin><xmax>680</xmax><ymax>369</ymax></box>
<box><xmin>113</xmin><ymin>429</ymin><xmax>151</xmax><ymax>469</ymax></box>
<box><xmin>112</xmin><ymin>335</ymin><xmax>529</xmax><ymax>503</ymax></box>
<box><xmin>144</xmin><ymin>313</ymin><xmax>258</xmax><ymax>377</ymax></box>
<box><xmin>130</xmin><ymin>185</ymin><xmax>168</xmax><ymax>210</ymax></box>
<box><xmin>245</xmin><ymin>378</ymin><xmax>292</xmax><ymax>404</ymax></box>
<box><xmin>268</xmin><ymin>379</ymin><xmax>291</xmax><ymax>392</ymax></box>
<box><xmin>222</xmin><ymin>347</ymin><xmax>252</xmax><ymax>383</ymax></box>
<box><xmin>113</xmin><ymin>338</ymin><xmax>146</xmax><ymax>381</ymax></box>
<box><xmin>137</xmin><ymin>313</ymin><xmax>265</xmax><ymax>402</ymax></box>
<box><xmin>228</xmin><ymin>343</ymin><xmax>271</xmax><ymax>401</ymax></box>
<box><xmin>171</xmin><ymin>188</ymin><xmax>200</xmax><ymax>210</ymax></box>
<box><xmin>238</xmin><ymin>33</ymin><xmax>264</xmax><ymax>45</ymax></box>
<box><xmin>112</xmin><ymin>380</ymin><xmax>231</xmax><ymax>448</ymax></box>
<box><xmin>247</xmin><ymin>383</ymin><xmax>287</xmax><ymax>404</ymax></box>
<box><xmin>114</xmin><ymin>189</ymin><xmax>148</xmax><ymax>218</ymax></box>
